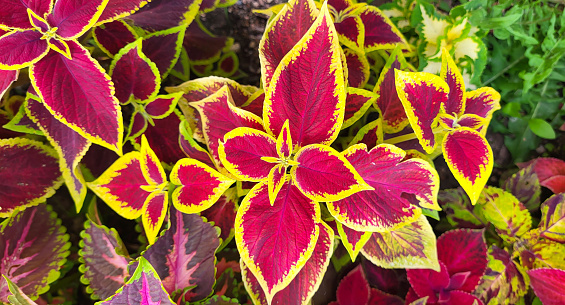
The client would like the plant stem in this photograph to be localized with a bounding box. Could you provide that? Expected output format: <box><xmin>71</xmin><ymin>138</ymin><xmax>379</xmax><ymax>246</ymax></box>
<box><xmin>383</xmin><ymin>127</ymin><xmax>447</xmax><ymax>145</ymax></box>
<box><xmin>483</xmin><ymin>55</ymin><xmax>526</xmax><ymax>86</ymax></box>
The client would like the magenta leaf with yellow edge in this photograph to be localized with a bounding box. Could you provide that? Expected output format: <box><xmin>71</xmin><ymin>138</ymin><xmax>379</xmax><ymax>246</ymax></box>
<box><xmin>96</xmin><ymin>0</ymin><xmax>148</xmax><ymax>25</ymax></box>
<box><xmin>438</xmin><ymin>113</ymin><xmax>485</xmax><ymax>130</ymax></box>
<box><xmin>170</xmin><ymin>158</ymin><xmax>235</xmax><ymax>214</ymax></box>
<box><xmin>359</xmin><ymin>5</ymin><xmax>408</xmax><ymax>52</ymax></box>
<box><xmin>46</xmin><ymin>0</ymin><xmax>109</xmax><ymax>39</ymax></box>
<box><xmin>190</xmin><ymin>86</ymin><xmax>263</xmax><ymax>172</ymax></box>
<box><xmin>87</xmin><ymin>136</ymin><xmax>168</xmax><ymax>244</ymax></box>
<box><xmin>0</xmin><ymin>69</ymin><xmax>18</xmax><ymax>98</ymax></box>
<box><xmin>538</xmin><ymin>193</ymin><xmax>565</xmax><ymax>243</ymax></box>
<box><xmin>0</xmin><ymin>0</ymin><xmax>51</xmax><ymax>30</ymax></box>
<box><xmin>328</xmin><ymin>143</ymin><xmax>438</xmax><ymax>232</ymax></box>
<box><xmin>131</xmin><ymin>207</ymin><xmax>220</xmax><ymax>302</ymax></box>
<box><xmin>527</xmin><ymin>268</ymin><xmax>565</xmax><ymax>305</ymax></box>
<box><xmin>0</xmin><ymin>204</ymin><xmax>70</xmax><ymax>303</ymax></box>
<box><xmin>1</xmin><ymin>276</ymin><xmax>39</xmax><ymax>305</ymax></box>
<box><xmin>440</xmin><ymin>50</ymin><xmax>465</xmax><ymax>116</ymax></box>
<box><xmin>92</xmin><ymin>20</ymin><xmax>138</xmax><ymax>58</ymax></box>
<box><xmin>361</xmin><ymin>215</ymin><xmax>439</xmax><ymax>270</ymax></box>
<box><xmin>140</xmin><ymin>25</ymin><xmax>185</xmax><ymax>78</ymax></box>
<box><xmin>167</xmin><ymin>76</ymin><xmax>255</xmax><ymax>108</ymax></box>
<box><xmin>443</xmin><ymin>128</ymin><xmax>493</xmax><ymax>205</ymax></box>
<box><xmin>182</xmin><ymin>21</ymin><xmax>234</xmax><ymax>65</ymax></box>
<box><xmin>98</xmin><ymin>257</ymin><xmax>175</xmax><ymax>305</ymax></box>
<box><xmin>219</xmin><ymin>127</ymin><xmax>278</xmax><ymax>181</ymax></box>
<box><xmin>259</xmin><ymin>0</ymin><xmax>318</xmax><ymax>89</ymax></box>
<box><xmin>348</xmin><ymin>118</ymin><xmax>383</xmax><ymax>150</ymax></box>
<box><xmin>3</xmin><ymin>98</ymin><xmax>45</xmax><ymax>136</ymax></box>
<box><xmin>342</xmin><ymin>88</ymin><xmax>377</xmax><ymax>130</ymax></box>
<box><xmin>0</xmin><ymin>31</ymin><xmax>49</xmax><ymax>69</ymax></box>
<box><xmin>126</xmin><ymin>0</ymin><xmax>201</xmax><ymax>31</ymax></box>
<box><xmin>292</xmin><ymin>144</ymin><xmax>372</xmax><ymax>202</ymax></box>
<box><xmin>344</xmin><ymin>48</ymin><xmax>370</xmax><ymax>88</ymax></box>
<box><xmin>479</xmin><ymin>187</ymin><xmax>531</xmax><ymax>243</ymax></box>
<box><xmin>26</xmin><ymin>94</ymin><xmax>91</xmax><ymax>212</ymax></box>
<box><xmin>333</xmin><ymin>14</ymin><xmax>364</xmax><ymax>54</ymax></box>
<box><xmin>178</xmin><ymin>119</ymin><xmax>216</xmax><ymax>168</ymax></box>
<box><xmin>373</xmin><ymin>47</ymin><xmax>410</xmax><ymax>133</ymax></box>
<box><xmin>464</xmin><ymin>87</ymin><xmax>501</xmax><ymax>121</ymax></box>
<box><xmin>264</xmin><ymin>2</ymin><xmax>345</xmax><ymax>148</ymax></box>
<box><xmin>201</xmin><ymin>189</ymin><xmax>238</xmax><ymax>245</ymax></box>
<box><xmin>79</xmin><ymin>219</ymin><xmax>132</xmax><ymax>300</ymax></box>
<box><xmin>235</xmin><ymin>180</ymin><xmax>320</xmax><ymax>302</ymax></box>
<box><xmin>336</xmin><ymin>221</ymin><xmax>371</xmax><ymax>262</ymax></box>
<box><xmin>30</xmin><ymin>40</ymin><xmax>123</xmax><ymax>154</ymax></box>
<box><xmin>475</xmin><ymin>245</ymin><xmax>529</xmax><ymax>304</ymax></box>
<box><xmin>242</xmin><ymin>221</ymin><xmax>334</xmax><ymax>305</ymax></box>
<box><xmin>242</xmin><ymin>90</ymin><xmax>265</xmax><ymax>117</ymax></box>
<box><xmin>109</xmin><ymin>40</ymin><xmax>160</xmax><ymax>105</ymax></box>
<box><xmin>395</xmin><ymin>70</ymin><xmax>447</xmax><ymax>153</ymax></box>
<box><xmin>0</xmin><ymin>138</ymin><xmax>62</xmax><ymax>217</ymax></box>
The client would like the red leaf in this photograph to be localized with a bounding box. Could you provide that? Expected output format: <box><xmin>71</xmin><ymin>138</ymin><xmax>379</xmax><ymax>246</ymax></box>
<box><xmin>141</xmin><ymin>26</ymin><xmax>185</xmax><ymax>78</ymax></box>
<box><xmin>337</xmin><ymin>265</ymin><xmax>370</xmax><ymax>305</ymax></box>
<box><xmin>0</xmin><ymin>69</ymin><xmax>18</xmax><ymax>98</ymax></box>
<box><xmin>344</xmin><ymin>48</ymin><xmax>370</xmax><ymax>88</ymax></box>
<box><xmin>47</xmin><ymin>0</ymin><xmax>108</xmax><ymax>39</ymax></box>
<box><xmin>93</xmin><ymin>20</ymin><xmax>138</xmax><ymax>57</ymax></box>
<box><xmin>359</xmin><ymin>6</ymin><xmax>408</xmax><ymax>51</ymax></box>
<box><xmin>97</xmin><ymin>0</ymin><xmax>147</xmax><ymax>25</ymax></box>
<box><xmin>126</xmin><ymin>0</ymin><xmax>201</xmax><ymax>31</ymax></box>
<box><xmin>0</xmin><ymin>30</ymin><xmax>48</xmax><ymax>69</ymax></box>
<box><xmin>519</xmin><ymin>157</ymin><xmax>565</xmax><ymax>194</ymax></box>
<box><xmin>528</xmin><ymin>268</ymin><xmax>565</xmax><ymax>305</ymax></box>
<box><xmin>0</xmin><ymin>0</ymin><xmax>51</xmax><ymax>29</ymax></box>
<box><xmin>30</xmin><ymin>41</ymin><xmax>123</xmax><ymax>153</ymax></box>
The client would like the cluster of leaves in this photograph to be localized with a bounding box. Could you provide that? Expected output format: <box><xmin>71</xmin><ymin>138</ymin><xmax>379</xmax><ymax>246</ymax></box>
<box><xmin>465</xmin><ymin>0</ymin><xmax>565</xmax><ymax>162</ymax></box>
<box><xmin>0</xmin><ymin>0</ymin><xmax>564</xmax><ymax>304</ymax></box>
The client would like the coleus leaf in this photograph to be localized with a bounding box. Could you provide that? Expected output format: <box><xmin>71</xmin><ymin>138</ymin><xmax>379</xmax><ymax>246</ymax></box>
<box><xmin>46</xmin><ymin>0</ymin><xmax>109</xmax><ymax>40</ymax></box>
<box><xmin>519</xmin><ymin>157</ymin><xmax>565</xmax><ymax>194</ymax></box>
<box><xmin>29</xmin><ymin>40</ymin><xmax>123</xmax><ymax>154</ymax></box>
<box><xmin>344</xmin><ymin>48</ymin><xmax>370</xmax><ymax>88</ymax></box>
<box><xmin>92</xmin><ymin>19</ymin><xmax>138</xmax><ymax>58</ymax></box>
<box><xmin>0</xmin><ymin>138</ymin><xmax>62</xmax><ymax>217</ymax></box>
<box><xmin>361</xmin><ymin>215</ymin><xmax>439</xmax><ymax>270</ymax></box>
<box><xmin>527</xmin><ymin>268</ymin><xmax>565</xmax><ymax>305</ymax></box>
<box><xmin>2</xmin><ymin>97</ymin><xmax>42</xmax><ymax>137</ymax></box>
<box><xmin>517</xmin><ymin>235</ymin><xmax>565</xmax><ymax>270</ymax></box>
<box><xmin>478</xmin><ymin>186</ymin><xmax>531</xmax><ymax>243</ymax></box>
<box><xmin>342</xmin><ymin>88</ymin><xmax>377</xmax><ymax>130</ymax></box>
<box><xmin>170</xmin><ymin>158</ymin><xmax>235</xmax><ymax>214</ymax></box>
<box><xmin>0</xmin><ymin>30</ymin><xmax>49</xmax><ymax>69</ymax></box>
<box><xmin>178</xmin><ymin>119</ymin><xmax>215</xmax><ymax>168</ymax></box>
<box><xmin>138</xmin><ymin>25</ymin><xmax>186</xmax><ymax>79</ymax></box>
<box><xmin>348</xmin><ymin>118</ymin><xmax>383</xmax><ymax>150</ymax></box>
<box><xmin>538</xmin><ymin>193</ymin><xmax>565</xmax><ymax>243</ymax></box>
<box><xmin>200</xmin><ymin>189</ymin><xmax>238</xmax><ymax>246</ymax></box>
<box><xmin>242</xmin><ymin>221</ymin><xmax>334</xmax><ymax>305</ymax></box>
<box><xmin>436</xmin><ymin>229</ymin><xmax>487</xmax><ymax>292</ymax></box>
<box><xmin>335</xmin><ymin>221</ymin><xmax>371</xmax><ymax>262</ymax></box>
<box><xmin>328</xmin><ymin>143</ymin><xmax>439</xmax><ymax>232</ymax></box>
<box><xmin>336</xmin><ymin>265</ymin><xmax>370</xmax><ymax>305</ymax></box>
<box><xmin>219</xmin><ymin>127</ymin><xmax>278</xmax><ymax>181</ymax></box>
<box><xmin>332</xmin><ymin>12</ymin><xmax>364</xmax><ymax>54</ymax></box>
<box><xmin>189</xmin><ymin>85</ymin><xmax>263</xmax><ymax>173</ymax></box>
<box><xmin>241</xmin><ymin>90</ymin><xmax>265</xmax><ymax>117</ymax></box>
<box><xmin>0</xmin><ymin>69</ymin><xmax>18</xmax><ymax>98</ymax></box>
<box><xmin>406</xmin><ymin>261</ymin><xmax>450</xmax><ymax>304</ymax></box>
<box><xmin>1</xmin><ymin>276</ymin><xmax>38</xmax><ymax>305</ymax></box>
<box><xmin>358</xmin><ymin>5</ymin><xmax>408</xmax><ymax>52</ymax></box>
<box><xmin>464</xmin><ymin>87</ymin><xmax>501</xmax><ymax>122</ymax></box>
<box><xmin>133</xmin><ymin>207</ymin><xmax>220</xmax><ymax>302</ymax></box>
<box><xmin>440</xmin><ymin>49</ymin><xmax>465</xmax><ymax>117</ymax></box>
<box><xmin>263</xmin><ymin>2</ymin><xmax>346</xmax><ymax>149</ymax></box>
<box><xmin>475</xmin><ymin>245</ymin><xmax>529</xmax><ymax>304</ymax></box>
<box><xmin>126</xmin><ymin>0</ymin><xmax>201</xmax><ymax>31</ymax></box>
<box><xmin>183</xmin><ymin>20</ymin><xmax>233</xmax><ymax>65</ymax></box>
<box><xmin>25</xmin><ymin>94</ymin><xmax>91</xmax><ymax>212</ymax></box>
<box><xmin>0</xmin><ymin>0</ymin><xmax>51</xmax><ymax>30</ymax></box>
<box><xmin>0</xmin><ymin>204</ymin><xmax>70</xmax><ymax>302</ymax></box>
<box><xmin>109</xmin><ymin>39</ymin><xmax>160</xmax><ymax>105</ymax></box>
<box><xmin>97</xmin><ymin>257</ymin><xmax>175</xmax><ymax>305</ymax></box>
<box><xmin>235</xmin><ymin>179</ymin><xmax>320</xmax><ymax>302</ymax></box>
<box><xmin>87</xmin><ymin>136</ymin><xmax>168</xmax><ymax>244</ymax></box>
<box><xmin>394</xmin><ymin>70</ymin><xmax>447</xmax><ymax>154</ymax></box>
<box><xmin>259</xmin><ymin>0</ymin><xmax>318</xmax><ymax>89</ymax></box>
<box><xmin>437</xmin><ymin>188</ymin><xmax>484</xmax><ymax>229</ymax></box>
<box><xmin>292</xmin><ymin>144</ymin><xmax>373</xmax><ymax>202</ymax></box>
<box><xmin>502</xmin><ymin>164</ymin><xmax>541</xmax><ymax>212</ymax></box>
<box><xmin>79</xmin><ymin>219</ymin><xmax>132</xmax><ymax>300</ymax></box>
<box><xmin>96</xmin><ymin>0</ymin><xmax>148</xmax><ymax>25</ymax></box>
<box><xmin>443</xmin><ymin>128</ymin><xmax>493</xmax><ymax>205</ymax></box>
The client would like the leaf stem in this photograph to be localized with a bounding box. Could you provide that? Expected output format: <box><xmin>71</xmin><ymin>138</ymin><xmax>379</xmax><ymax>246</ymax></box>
<box><xmin>483</xmin><ymin>55</ymin><xmax>526</xmax><ymax>86</ymax></box>
<box><xmin>383</xmin><ymin>127</ymin><xmax>446</xmax><ymax>145</ymax></box>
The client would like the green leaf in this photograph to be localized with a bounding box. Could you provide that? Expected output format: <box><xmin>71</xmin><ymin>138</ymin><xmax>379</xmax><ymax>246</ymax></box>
<box><xmin>528</xmin><ymin>118</ymin><xmax>556</xmax><ymax>139</ymax></box>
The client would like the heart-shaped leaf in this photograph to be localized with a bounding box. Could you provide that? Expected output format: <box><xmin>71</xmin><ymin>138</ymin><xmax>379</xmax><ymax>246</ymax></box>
<box><xmin>242</xmin><ymin>221</ymin><xmax>334</xmax><ymax>305</ymax></box>
<box><xmin>25</xmin><ymin>94</ymin><xmax>91</xmax><ymax>212</ymax></box>
<box><xmin>30</xmin><ymin>41</ymin><xmax>123</xmax><ymax>153</ymax></box>
<box><xmin>97</xmin><ymin>257</ymin><xmax>175</xmax><ymax>305</ymax></box>
<box><xmin>361</xmin><ymin>215</ymin><xmax>439</xmax><ymax>270</ymax></box>
<box><xmin>79</xmin><ymin>219</ymin><xmax>132</xmax><ymax>300</ymax></box>
<box><xmin>0</xmin><ymin>204</ymin><xmax>70</xmax><ymax>302</ymax></box>
<box><xmin>259</xmin><ymin>0</ymin><xmax>318</xmax><ymax>89</ymax></box>
<box><xmin>443</xmin><ymin>128</ymin><xmax>493</xmax><ymax>205</ymax></box>
<box><xmin>170</xmin><ymin>158</ymin><xmax>235</xmax><ymax>214</ymax></box>
<box><xmin>236</xmin><ymin>180</ymin><xmax>320</xmax><ymax>302</ymax></box>
<box><xmin>134</xmin><ymin>207</ymin><xmax>220</xmax><ymax>302</ymax></box>
<box><xmin>328</xmin><ymin>143</ymin><xmax>439</xmax><ymax>232</ymax></box>
<box><xmin>292</xmin><ymin>144</ymin><xmax>372</xmax><ymax>202</ymax></box>
<box><xmin>264</xmin><ymin>2</ymin><xmax>346</xmax><ymax>149</ymax></box>
<box><xmin>0</xmin><ymin>138</ymin><xmax>62</xmax><ymax>217</ymax></box>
